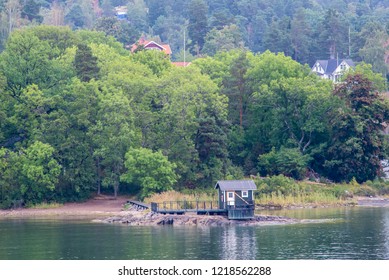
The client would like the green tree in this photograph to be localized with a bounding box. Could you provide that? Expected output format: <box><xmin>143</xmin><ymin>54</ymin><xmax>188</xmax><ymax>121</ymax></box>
<box><xmin>246</xmin><ymin>51</ymin><xmax>333</xmax><ymax>174</ymax></box>
<box><xmin>75</xmin><ymin>30</ymin><xmax>126</xmax><ymax>54</ymax></box>
<box><xmin>94</xmin><ymin>17</ymin><xmax>140</xmax><ymax>46</ymax></box>
<box><xmin>152</xmin><ymin>12</ymin><xmax>187</xmax><ymax>57</ymax></box>
<box><xmin>74</xmin><ymin>43</ymin><xmax>100</xmax><ymax>82</ymax></box>
<box><xmin>91</xmin><ymin>86</ymin><xmax>140</xmax><ymax>198</ymax></box>
<box><xmin>0</xmin><ymin>148</ymin><xmax>20</xmax><ymax>208</ymax></box>
<box><xmin>263</xmin><ymin>17</ymin><xmax>292</xmax><ymax>57</ymax></box>
<box><xmin>291</xmin><ymin>8</ymin><xmax>311</xmax><ymax>64</ymax></box>
<box><xmin>21</xmin><ymin>0</ymin><xmax>43</xmax><ymax>23</ymax></box>
<box><xmin>352</xmin><ymin>62</ymin><xmax>387</xmax><ymax>92</ymax></box>
<box><xmin>188</xmin><ymin>0</ymin><xmax>208</xmax><ymax>54</ymax></box>
<box><xmin>65</xmin><ymin>4</ymin><xmax>85</xmax><ymax>29</ymax></box>
<box><xmin>194</xmin><ymin>115</ymin><xmax>229</xmax><ymax>186</ymax></box>
<box><xmin>143</xmin><ymin>66</ymin><xmax>228</xmax><ymax>188</ymax></box>
<box><xmin>28</xmin><ymin>26</ymin><xmax>78</xmax><ymax>58</ymax></box>
<box><xmin>0</xmin><ymin>30</ymin><xmax>55</xmax><ymax>97</ymax></box>
<box><xmin>202</xmin><ymin>24</ymin><xmax>244</xmax><ymax>56</ymax></box>
<box><xmin>318</xmin><ymin>9</ymin><xmax>348</xmax><ymax>59</ymax></box>
<box><xmin>359</xmin><ymin>29</ymin><xmax>389</xmax><ymax>79</ymax></box>
<box><xmin>130</xmin><ymin>50</ymin><xmax>171</xmax><ymax>77</ymax></box>
<box><xmin>11</xmin><ymin>85</ymin><xmax>52</xmax><ymax>145</ymax></box>
<box><xmin>19</xmin><ymin>141</ymin><xmax>61</xmax><ymax>204</ymax></box>
<box><xmin>121</xmin><ymin>147</ymin><xmax>177</xmax><ymax>199</ymax></box>
<box><xmin>258</xmin><ymin>146</ymin><xmax>310</xmax><ymax>180</ymax></box>
<box><xmin>221</xmin><ymin>50</ymin><xmax>252</xmax><ymax>128</ymax></box>
<box><xmin>324</xmin><ymin>73</ymin><xmax>389</xmax><ymax>182</ymax></box>
<box><xmin>41</xmin><ymin>79</ymin><xmax>99</xmax><ymax>200</ymax></box>
<box><xmin>127</xmin><ymin>0</ymin><xmax>149</xmax><ymax>33</ymax></box>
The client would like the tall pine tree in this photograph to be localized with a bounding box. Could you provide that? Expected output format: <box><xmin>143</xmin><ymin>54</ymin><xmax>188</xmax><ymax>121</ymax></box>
<box><xmin>74</xmin><ymin>44</ymin><xmax>100</xmax><ymax>82</ymax></box>
<box><xmin>188</xmin><ymin>0</ymin><xmax>208</xmax><ymax>55</ymax></box>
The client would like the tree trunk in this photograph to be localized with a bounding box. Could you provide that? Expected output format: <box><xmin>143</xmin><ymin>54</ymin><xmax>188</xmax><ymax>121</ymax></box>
<box><xmin>114</xmin><ymin>181</ymin><xmax>118</xmax><ymax>199</ymax></box>
<box><xmin>239</xmin><ymin>96</ymin><xmax>243</xmax><ymax>128</ymax></box>
<box><xmin>96</xmin><ymin>157</ymin><xmax>101</xmax><ymax>195</ymax></box>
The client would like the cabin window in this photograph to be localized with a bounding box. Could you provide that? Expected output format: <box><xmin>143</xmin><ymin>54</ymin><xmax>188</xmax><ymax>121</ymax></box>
<box><xmin>242</xmin><ymin>191</ymin><xmax>248</xmax><ymax>197</ymax></box>
<box><xmin>228</xmin><ymin>192</ymin><xmax>234</xmax><ymax>199</ymax></box>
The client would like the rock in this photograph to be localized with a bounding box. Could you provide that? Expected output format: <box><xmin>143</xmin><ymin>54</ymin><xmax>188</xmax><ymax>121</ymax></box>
<box><xmin>101</xmin><ymin>210</ymin><xmax>296</xmax><ymax>226</ymax></box>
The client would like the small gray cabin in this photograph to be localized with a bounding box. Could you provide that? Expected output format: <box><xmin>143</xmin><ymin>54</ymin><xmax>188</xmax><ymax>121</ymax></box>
<box><xmin>215</xmin><ymin>180</ymin><xmax>257</xmax><ymax>220</ymax></box>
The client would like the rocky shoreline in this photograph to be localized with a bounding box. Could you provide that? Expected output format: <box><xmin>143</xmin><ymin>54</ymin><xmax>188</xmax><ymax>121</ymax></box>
<box><xmin>97</xmin><ymin>204</ymin><xmax>299</xmax><ymax>226</ymax></box>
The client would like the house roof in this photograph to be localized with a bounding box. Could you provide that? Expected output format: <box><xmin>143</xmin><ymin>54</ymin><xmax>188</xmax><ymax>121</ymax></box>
<box><xmin>215</xmin><ymin>180</ymin><xmax>257</xmax><ymax>191</ymax></box>
<box><xmin>314</xmin><ymin>59</ymin><xmax>354</xmax><ymax>75</ymax></box>
<box><xmin>172</xmin><ymin>62</ymin><xmax>191</xmax><ymax>67</ymax></box>
<box><xmin>131</xmin><ymin>38</ymin><xmax>172</xmax><ymax>55</ymax></box>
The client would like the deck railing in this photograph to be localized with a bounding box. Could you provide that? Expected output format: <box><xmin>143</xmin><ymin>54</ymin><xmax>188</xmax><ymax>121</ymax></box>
<box><xmin>151</xmin><ymin>200</ymin><xmax>220</xmax><ymax>212</ymax></box>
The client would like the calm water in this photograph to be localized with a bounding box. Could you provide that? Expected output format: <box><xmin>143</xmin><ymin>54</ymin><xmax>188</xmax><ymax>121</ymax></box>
<box><xmin>0</xmin><ymin>207</ymin><xmax>388</xmax><ymax>260</ymax></box>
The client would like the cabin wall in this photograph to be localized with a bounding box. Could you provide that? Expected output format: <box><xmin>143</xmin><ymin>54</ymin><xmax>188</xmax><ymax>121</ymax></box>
<box><xmin>218</xmin><ymin>189</ymin><xmax>225</xmax><ymax>209</ymax></box>
<box><xmin>217</xmin><ymin>189</ymin><xmax>254</xmax><ymax>209</ymax></box>
<box><xmin>234</xmin><ymin>190</ymin><xmax>253</xmax><ymax>207</ymax></box>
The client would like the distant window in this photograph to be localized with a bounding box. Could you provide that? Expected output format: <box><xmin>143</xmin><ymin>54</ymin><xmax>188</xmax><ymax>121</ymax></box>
<box><xmin>335</xmin><ymin>74</ymin><xmax>342</xmax><ymax>82</ymax></box>
<box><xmin>340</xmin><ymin>64</ymin><xmax>346</xmax><ymax>70</ymax></box>
<box><xmin>242</xmin><ymin>191</ymin><xmax>248</xmax><ymax>197</ymax></box>
<box><xmin>228</xmin><ymin>192</ymin><xmax>234</xmax><ymax>198</ymax></box>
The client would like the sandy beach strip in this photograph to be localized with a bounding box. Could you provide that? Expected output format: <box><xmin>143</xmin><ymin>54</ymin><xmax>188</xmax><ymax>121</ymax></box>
<box><xmin>0</xmin><ymin>196</ymin><xmax>129</xmax><ymax>219</ymax></box>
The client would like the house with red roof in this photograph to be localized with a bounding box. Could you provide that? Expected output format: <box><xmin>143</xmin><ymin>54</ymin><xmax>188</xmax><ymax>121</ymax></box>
<box><xmin>172</xmin><ymin>62</ymin><xmax>191</xmax><ymax>67</ymax></box>
<box><xmin>131</xmin><ymin>37</ymin><xmax>172</xmax><ymax>55</ymax></box>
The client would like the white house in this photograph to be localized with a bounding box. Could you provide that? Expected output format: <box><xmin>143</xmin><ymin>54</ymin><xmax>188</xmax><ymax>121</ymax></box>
<box><xmin>311</xmin><ymin>59</ymin><xmax>355</xmax><ymax>83</ymax></box>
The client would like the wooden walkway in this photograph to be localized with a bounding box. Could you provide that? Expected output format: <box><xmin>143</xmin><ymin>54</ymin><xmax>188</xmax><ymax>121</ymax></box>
<box><xmin>150</xmin><ymin>201</ymin><xmax>227</xmax><ymax>216</ymax></box>
<box><xmin>127</xmin><ymin>200</ymin><xmax>228</xmax><ymax>216</ymax></box>
<box><xmin>126</xmin><ymin>199</ymin><xmax>255</xmax><ymax>219</ymax></box>
<box><xmin>126</xmin><ymin>200</ymin><xmax>150</xmax><ymax>210</ymax></box>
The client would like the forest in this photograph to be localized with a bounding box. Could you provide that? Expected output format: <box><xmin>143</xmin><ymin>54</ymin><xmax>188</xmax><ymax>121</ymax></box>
<box><xmin>1</xmin><ymin>0</ymin><xmax>389</xmax><ymax>77</ymax></box>
<box><xmin>0</xmin><ymin>1</ymin><xmax>389</xmax><ymax>208</ymax></box>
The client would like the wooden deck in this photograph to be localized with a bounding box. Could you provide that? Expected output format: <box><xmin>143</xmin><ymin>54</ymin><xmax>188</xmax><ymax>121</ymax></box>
<box><xmin>127</xmin><ymin>199</ymin><xmax>255</xmax><ymax>220</ymax></box>
<box><xmin>150</xmin><ymin>201</ymin><xmax>227</xmax><ymax>216</ymax></box>
<box><xmin>126</xmin><ymin>200</ymin><xmax>150</xmax><ymax>210</ymax></box>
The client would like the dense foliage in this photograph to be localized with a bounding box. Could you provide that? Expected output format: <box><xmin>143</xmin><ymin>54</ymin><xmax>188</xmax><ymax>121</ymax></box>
<box><xmin>0</xmin><ymin>24</ymin><xmax>388</xmax><ymax>208</ymax></box>
<box><xmin>0</xmin><ymin>1</ymin><xmax>388</xmax><ymax>75</ymax></box>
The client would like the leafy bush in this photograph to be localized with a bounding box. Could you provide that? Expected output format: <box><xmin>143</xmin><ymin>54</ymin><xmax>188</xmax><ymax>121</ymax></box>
<box><xmin>121</xmin><ymin>148</ymin><xmax>178</xmax><ymax>200</ymax></box>
<box><xmin>255</xmin><ymin>174</ymin><xmax>300</xmax><ymax>196</ymax></box>
<box><xmin>258</xmin><ymin>147</ymin><xmax>310</xmax><ymax>180</ymax></box>
<box><xmin>352</xmin><ymin>185</ymin><xmax>377</xmax><ymax>197</ymax></box>
<box><xmin>364</xmin><ymin>179</ymin><xmax>389</xmax><ymax>195</ymax></box>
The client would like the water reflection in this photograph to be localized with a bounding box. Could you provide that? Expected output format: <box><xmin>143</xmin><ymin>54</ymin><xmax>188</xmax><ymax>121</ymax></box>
<box><xmin>219</xmin><ymin>227</ymin><xmax>257</xmax><ymax>259</ymax></box>
<box><xmin>383</xmin><ymin>210</ymin><xmax>389</xmax><ymax>259</ymax></box>
<box><xmin>1</xmin><ymin>207</ymin><xmax>389</xmax><ymax>260</ymax></box>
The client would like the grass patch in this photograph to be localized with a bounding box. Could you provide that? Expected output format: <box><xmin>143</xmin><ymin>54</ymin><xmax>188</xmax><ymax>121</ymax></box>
<box><xmin>143</xmin><ymin>176</ymin><xmax>388</xmax><ymax>209</ymax></box>
<box><xmin>144</xmin><ymin>190</ymin><xmax>217</xmax><ymax>210</ymax></box>
<box><xmin>255</xmin><ymin>191</ymin><xmax>349</xmax><ymax>208</ymax></box>
<box><xmin>27</xmin><ymin>202</ymin><xmax>63</xmax><ymax>209</ymax></box>
<box><xmin>252</xmin><ymin>175</ymin><xmax>387</xmax><ymax>208</ymax></box>
<box><xmin>144</xmin><ymin>190</ymin><xmax>215</xmax><ymax>204</ymax></box>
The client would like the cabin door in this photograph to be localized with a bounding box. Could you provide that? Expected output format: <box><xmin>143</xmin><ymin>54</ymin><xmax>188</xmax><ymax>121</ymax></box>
<box><xmin>226</xmin><ymin>191</ymin><xmax>235</xmax><ymax>206</ymax></box>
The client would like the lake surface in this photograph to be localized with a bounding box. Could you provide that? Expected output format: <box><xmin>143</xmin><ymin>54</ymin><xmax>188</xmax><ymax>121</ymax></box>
<box><xmin>0</xmin><ymin>207</ymin><xmax>388</xmax><ymax>260</ymax></box>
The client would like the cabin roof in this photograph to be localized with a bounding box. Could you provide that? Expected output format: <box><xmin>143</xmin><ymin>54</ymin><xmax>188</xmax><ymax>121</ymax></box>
<box><xmin>215</xmin><ymin>180</ymin><xmax>257</xmax><ymax>191</ymax></box>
